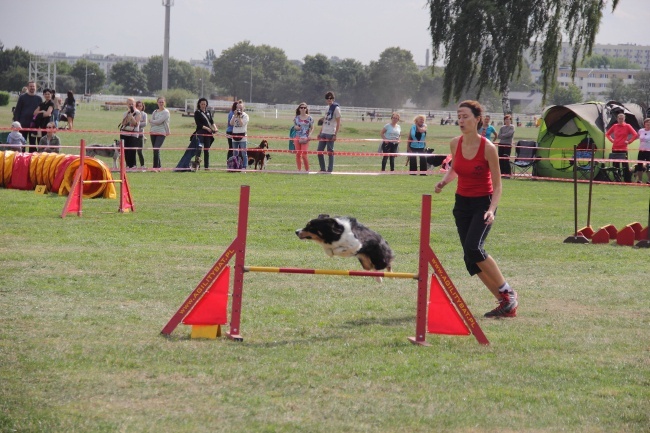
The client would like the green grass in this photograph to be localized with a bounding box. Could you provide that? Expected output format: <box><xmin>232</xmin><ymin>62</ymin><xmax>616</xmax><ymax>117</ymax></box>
<box><xmin>1</xmin><ymin>103</ymin><xmax>649</xmax><ymax>432</ymax></box>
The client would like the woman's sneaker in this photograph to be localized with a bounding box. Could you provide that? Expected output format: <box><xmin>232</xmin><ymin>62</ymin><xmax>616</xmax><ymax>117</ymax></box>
<box><xmin>484</xmin><ymin>290</ymin><xmax>518</xmax><ymax>318</ymax></box>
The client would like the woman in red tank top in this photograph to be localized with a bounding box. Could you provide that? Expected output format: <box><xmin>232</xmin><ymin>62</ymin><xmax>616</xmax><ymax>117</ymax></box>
<box><xmin>433</xmin><ymin>100</ymin><xmax>519</xmax><ymax>318</ymax></box>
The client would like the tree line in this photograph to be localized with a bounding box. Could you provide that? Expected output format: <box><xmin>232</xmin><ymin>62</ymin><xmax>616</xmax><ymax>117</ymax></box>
<box><xmin>1</xmin><ymin>38</ymin><xmax>648</xmax><ymax>112</ymax></box>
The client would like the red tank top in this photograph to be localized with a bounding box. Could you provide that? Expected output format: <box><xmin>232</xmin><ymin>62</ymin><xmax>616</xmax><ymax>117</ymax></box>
<box><xmin>454</xmin><ymin>136</ymin><xmax>493</xmax><ymax>197</ymax></box>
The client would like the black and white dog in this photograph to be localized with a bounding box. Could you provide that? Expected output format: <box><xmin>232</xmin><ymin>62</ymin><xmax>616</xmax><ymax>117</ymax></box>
<box><xmin>295</xmin><ymin>214</ymin><xmax>394</xmax><ymax>281</ymax></box>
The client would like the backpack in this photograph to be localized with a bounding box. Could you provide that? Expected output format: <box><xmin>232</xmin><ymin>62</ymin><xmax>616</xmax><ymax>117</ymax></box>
<box><xmin>227</xmin><ymin>155</ymin><xmax>242</xmax><ymax>171</ymax></box>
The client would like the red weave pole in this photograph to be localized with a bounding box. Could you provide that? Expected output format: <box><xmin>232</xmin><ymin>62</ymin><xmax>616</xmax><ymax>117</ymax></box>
<box><xmin>226</xmin><ymin>185</ymin><xmax>250</xmax><ymax>342</ymax></box>
<box><xmin>409</xmin><ymin>194</ymin><xmax>432</xmax><ymax>346</ymax></box>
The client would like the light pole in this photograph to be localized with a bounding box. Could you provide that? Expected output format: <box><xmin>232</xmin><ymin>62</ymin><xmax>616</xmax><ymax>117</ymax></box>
<box><xmin>241</xmin><ymin>55</ymin><xmax>257</xmax><ymax>103</ymax></box>
<box><xmin>84</xmin><ymin>45</ymin><xmax>98</xmax><ymax>96</ymax></box>
<box><xmin>85</xmin><ymin>67</ymin><xmax>96</xmax><ymax>95</ymax></box>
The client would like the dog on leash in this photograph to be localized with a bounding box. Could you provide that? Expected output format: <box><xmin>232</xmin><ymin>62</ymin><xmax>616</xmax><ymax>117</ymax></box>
<box><xmin>295</xmin><ymin>214</ymin><xmax>394</xmax><ymax>281</ymax></box>
<box><xmin>247</xmin><ymin>140</ymin><xmax>270</xmax><ymax>170</ymax></box>
<box><xmin>86</xmin><ymin>139</ymin><xmax>120</xmax><ymax>169</ymax></box>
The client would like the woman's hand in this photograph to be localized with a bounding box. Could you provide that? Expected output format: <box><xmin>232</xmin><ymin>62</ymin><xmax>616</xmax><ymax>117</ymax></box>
<box><xmin>483</xmin><ymin>210</ymin><xmax>495</xmax><ymax>224</ymax></box>
<box><xmin>434</xmin><ymin>181</ymin><xmax>445</xmax><ymax>194</ymax></box>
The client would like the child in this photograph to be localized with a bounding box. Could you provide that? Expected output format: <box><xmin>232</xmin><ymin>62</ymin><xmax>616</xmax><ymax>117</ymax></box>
<box><xmin>38</xmin><ymin>122</ymin><xmax>61</xmax><ymax>153</ymax></box>
<box><xmin>6</xmin><ymin>121</ymin><xmax>27</xmax><ymax>152</ymax></box>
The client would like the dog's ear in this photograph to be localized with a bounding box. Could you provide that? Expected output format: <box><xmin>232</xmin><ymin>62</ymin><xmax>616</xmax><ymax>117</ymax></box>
<box><xmin>317</xmin><ymin>214</ymin><xmax>329</xmax><ymax>219</ymax></box>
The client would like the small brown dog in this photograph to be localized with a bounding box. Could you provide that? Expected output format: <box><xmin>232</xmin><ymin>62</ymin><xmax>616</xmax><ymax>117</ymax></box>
<box><xmin>247</xmin><ymin>140</ymin><xmax>270</xmax><ymax>170</ymax></box>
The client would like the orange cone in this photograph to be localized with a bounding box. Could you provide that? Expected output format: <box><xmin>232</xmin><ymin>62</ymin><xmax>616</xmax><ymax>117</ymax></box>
<box><xmin>427</xmin><ymin>275</ymin><xmax>470</xmax><ymax>336</ymax></box>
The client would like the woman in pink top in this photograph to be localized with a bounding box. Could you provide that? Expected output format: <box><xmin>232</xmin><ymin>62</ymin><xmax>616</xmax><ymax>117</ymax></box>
<box><xmin>605</xmin><ymin>113</ymin><xmax>639</xmax><ymax>183</ymax></box>
<box><xmin>434</xmin><ymin>100</ymin><xmax>518</xmax><ymax>318</ymax></box>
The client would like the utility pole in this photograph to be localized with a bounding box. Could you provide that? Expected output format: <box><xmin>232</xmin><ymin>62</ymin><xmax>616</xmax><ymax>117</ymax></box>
<box><xmin>162</xmin><ymin>0</ymin><xmax>173</xmax><ymax>91</ymax></box>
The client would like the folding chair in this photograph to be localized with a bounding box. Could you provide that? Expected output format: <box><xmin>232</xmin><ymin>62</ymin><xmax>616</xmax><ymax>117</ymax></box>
<box><xmin>574</xmin><ymin>149</ymin><xmax>596</xmax><ymax>181</ymax></box>
<box><xmin>510</xmin><ymin>140</ymin><xmax>538</xmax><ymax>178</ymax></box>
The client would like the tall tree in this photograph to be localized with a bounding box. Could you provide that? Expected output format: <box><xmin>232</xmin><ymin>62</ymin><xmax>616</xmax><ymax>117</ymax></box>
<box><xmin>0</xmin><ymin>45</ymin><xmax>31</xmax><ymax>91</ymax></box>
<box><xmin>332</xmin><ymin>59</ymin><xmax>367</xmax><ymax>106</ymax></box>
<box><xmin>70</xmin><ymin>60</ymin><xmax>105</xmax><ymax>94</ymax></box>
<box><xmin>110</xmin><ymin>61</ymin><xmax>147</xmax><ymax>95</ymax></box>
<box><xmin>550</xmin><ymin>83</ymin><xmax>583</xmax><ymax>105</ymax></box>
<box><xmin>143</xmin><ymin>56</ymin><xmax>197</xmax><ymax>93</ymax></box>
<box><xmin>367</xmin><ymin>47</ymin><xmax>421</xmax><ymax>109</ymax></box>
<box><xmin>428</xmin><ymin>0</ymin><xmax>620</xmax><ymax>112</ymax></box>
<box><xmin>606</xmin><ymin>76</ymin><xmax>631</xmax><ymax>102</ymax></box>
<box><xmin>301</xmin><ymin>54</ymin><xmax>337</xmax><ymax>103</ymax></box>
<box><xmin>629</xmin><ymin>71</ymin><xmax>650</xmax><ymax>110</ymax></box>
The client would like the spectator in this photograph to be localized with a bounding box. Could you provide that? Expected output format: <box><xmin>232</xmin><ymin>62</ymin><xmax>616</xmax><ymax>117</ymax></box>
<box><xmin>13</xmin><ymin>81</ymin><xmax>42</xmax><ymax>152</ymax></box>
<box><xmin>135</xmin><ymin>100</ymin><xmax>148</xmax><ymax>170</ymax></box>
<box><xmin>225</xmin><ymin>100</ymin><xmax>240</xmax><ymax>162</ymax></box>
<box><xmin>317</xmin><ymin>91</ymin><xmax>341</xmax><ymax>172</ymax></box>
<box><xmin>634</xmin><ymin>117</ymin><xmax>650</xmax><ymax>184</ymax></box>
<box><xmin>292</xmin><ymin>102</ymin><xmax>314</xmax><ymax>172</ymax></box>
<box><xmin>119</xmin><ymin>97</ymin><xmax>142</xmax><ymax>169</ymax></box>
<box><xmin>229</xmin><ymin>101</ymin><xmax>249</xmax><ymax>169</ymax></box>
<box><xmin>196</xmin><ymin>98</ymin><xmax>217</xmax><ymax>169</ymax></box>
<box><xmin>50</xmin><ymin>90</ymin><xmax>61</xmax><ymax>129</ymax></box>
<box><xmin>434</xmin><ymin>100</ymin><xmax>518</xmax><ymax>318</ymax></box>
<box><xmin>5</xmin><ymin>121</ymin><xmax>26</xmax><ymax>152</ymax></box>
<box><xmin>149</xmin><ymin>96</ymin><xmax>170</xmax><ymax>172</ymax></box>
<box><xmin>38</xmin><ymin>122</ymin><xmax>61</xmax><ymax>153</ymax></box>
<box><xmin>605</xmin><ymin>112</ymin><xmax>639</xmax><ymax>183</ymax></box>
<box><xmin>478</xmin><ymin>114</ymin><xmax>497</xmax><ymax>142</ymax></box>
<box><xmin>380</xmin><ymin>112</ymin><xmax>401</xmax><ymax>172</ymax></box>
<box><xmin>497</xmin><ymin>114</ymin><xmax>515</xmax><ymax>177</ymax></box>
<box><xmin>62</xmin><ymin>91</ymin><xmax>76</xmax><ymax>129</ymax></box>
<box><xmin>407</xmin><ymin>114</ymin><xmax>428</xmax><ymax>175</ymax></box>
<box><xmin>32</xmin><ymin>88</ymin><xmax>55</xmax><ymax>152</ymax></box>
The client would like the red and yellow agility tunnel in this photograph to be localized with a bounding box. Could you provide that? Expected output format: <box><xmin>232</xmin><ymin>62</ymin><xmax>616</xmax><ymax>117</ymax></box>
<box><xmin>0</xmin><ymin>151</ymin><xmax>115</xmax><ymax>199</ymax></box>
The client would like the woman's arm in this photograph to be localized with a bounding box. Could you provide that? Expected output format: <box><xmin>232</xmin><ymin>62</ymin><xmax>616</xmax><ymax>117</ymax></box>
<box><xmin>484</xmin><ymin>140</ymin><xmax>502</xmax><ymax>222</ymax></box>
<box><xmin>149</xmin><ymin>109</ymin><xmax>169</xmax><ymax>126</ymax></box>
<box><xmin>434</xmin><ymin>137</ymin><xmax>459</xmax><ymax>193</ymax></box>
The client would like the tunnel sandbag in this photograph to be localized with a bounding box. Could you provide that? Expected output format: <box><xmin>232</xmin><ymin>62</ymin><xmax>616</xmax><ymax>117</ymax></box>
<box><xmin>2</xmin><ymin>151</ymin><xmax>16</xmax><ymax>187</ymax></box>
<box><xmin>10</xmin><ymin>153</ymin><xmax>34</xmax><ymax>190</ymax></box>
<box><xmin>60</xmin><ymin>158</ymin><xmax>108</xmax><ymax>198</ymax></box>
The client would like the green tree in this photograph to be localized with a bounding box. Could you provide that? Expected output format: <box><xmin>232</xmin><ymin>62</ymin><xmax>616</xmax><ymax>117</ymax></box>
<box><xmin>628</xmin><ymin>71</ymin><xmax>650</xmax><ymax>109</ymax></box>
<box><xmin>367</xmin><ymin>47</ymin><xmax>420</xmax><ymax>109</ymax></box>
<box><xmin>212</xmin><ymin>41</ymin><xmax>258</xmax><ymax>101</ymax></box>
<box><xmin>606</xmin><ymin>76</ymin><xmax>632</xmax><ymax>102</ymax></box>
<box><xmin>550</xmin><ymin>83</ymin><xmax>583</xmax><ymax>105</ymax></box>
<box><xmin>0</xmin><ymin>45</ymin><xmax>31</xmax><ymax>91</ymax></box>
<box><xmin>143</xmin><ymin>56</ymin><xmax>197</xmax><ymax>93</ymax></box>
<box><xmin>428</xmin><ymin>0</ymin><xmax>620</xmax><ymax>111</ymax></box>
<box><xmin>110</xmin><ymin>61</ymin><xmax>147</xmax><ymax>95</ymax></box>
<box><xmin>70</xmin><ymin>60</ymin><xmax>106</xmax><ymax>94</ymax></box>
<box><xmin>332</xmin><ymin>59</ymin><xmax>367</xmax><ymax>106</ymax></box>
<box><xmin>301</xmin><ymin>54</ymin><xmax>337</xmax><ymax>103</ymax></box>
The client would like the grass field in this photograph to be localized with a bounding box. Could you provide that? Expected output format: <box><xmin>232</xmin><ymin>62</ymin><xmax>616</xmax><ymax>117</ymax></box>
<box><xmin>1</xmin><ymin>103</ymin><xmax>649</xmax><ymax>432</ymax></box>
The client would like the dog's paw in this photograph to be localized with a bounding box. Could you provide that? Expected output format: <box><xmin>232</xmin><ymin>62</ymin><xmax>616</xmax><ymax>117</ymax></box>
<box><xmin>374</xmin><ymin>276</ymin><xmax>383</xmax><ymax>283</ymax></box>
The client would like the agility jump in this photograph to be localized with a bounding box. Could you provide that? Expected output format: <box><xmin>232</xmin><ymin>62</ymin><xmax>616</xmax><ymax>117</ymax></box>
<box><xmin>161</xmin><ymin>185</ymin><xmax>489</xmax><ymax>346</ymax></box>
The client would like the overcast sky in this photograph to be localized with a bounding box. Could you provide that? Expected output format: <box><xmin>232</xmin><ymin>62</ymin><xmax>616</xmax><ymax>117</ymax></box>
<box><xmin>1</xmin><ymin>0</ymin><xmax>647</xmax><ymax>65</ymax></box>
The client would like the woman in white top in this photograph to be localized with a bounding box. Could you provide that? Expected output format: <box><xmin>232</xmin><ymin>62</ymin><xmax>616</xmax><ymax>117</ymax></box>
<box><xmin>229</xmin><ymin>101</ymin><xmax>250</xmax><ymax>169</ymax></box>
<box><xmin>292</xmin><ymin>102</ymin><xmax>314</xmax><ymax>171</ymax></box>
<box><xmin>149</xmin><ymin>96</ymin><xmax>170</xmax><ymax>172</ymax></box>
<box><xmin>380</xmin><ymin>112</ymin><xmax>401</xmax><ymax>171</ymax></box>
<box><xmin>135</xmin><ymin>100</ymin><xmax>148</xmax><ymax>169</ymax></box>
<box><xmin>635</xmin><ymin>117</ymin><xmax>650</xmax><ymax>184</ymax></box>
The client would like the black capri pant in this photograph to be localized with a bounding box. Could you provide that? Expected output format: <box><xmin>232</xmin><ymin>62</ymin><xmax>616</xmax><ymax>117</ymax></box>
<box><xmin>453</xmin><ymin>194</ymin><xmax>494</xmax><ymax>276</ymax></box>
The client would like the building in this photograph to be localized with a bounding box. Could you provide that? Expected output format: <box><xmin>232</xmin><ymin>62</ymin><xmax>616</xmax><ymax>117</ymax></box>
<box><xmin>556</xmin><ymin>67</ymin><xmax>640</xmax><ymax>100</ymax></box>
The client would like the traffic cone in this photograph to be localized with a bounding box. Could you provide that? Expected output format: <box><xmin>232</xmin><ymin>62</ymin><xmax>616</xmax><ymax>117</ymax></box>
<box><xmin>427</xmin><ymin>275</ymin><xmax>470</xmax><ymax>336</ymax></box>
<box><xmin>60</xmin><ymin>169</ymin><xmax>83</xmax><ymax>217</ymax></box>
<box><xmin>183</xmin><ymin>266</ymin><xmax>230</xmax><ymax>339</ymax></box>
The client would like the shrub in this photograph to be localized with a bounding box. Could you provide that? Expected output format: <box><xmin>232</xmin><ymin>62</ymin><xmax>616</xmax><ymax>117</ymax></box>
<box><xmin>143</xmin><ymin>100</ymin><xmax>158</xmax><ymax>114</ymax></box>
<box><xmin>157</xmin><ymin>88</ymin><xmax>195</xmax><ymax>109</ymax></box>
<box><xmin>0</xmin><ymin>91</ymin><xmax>10</xmax><ymax>106</ymax></box>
